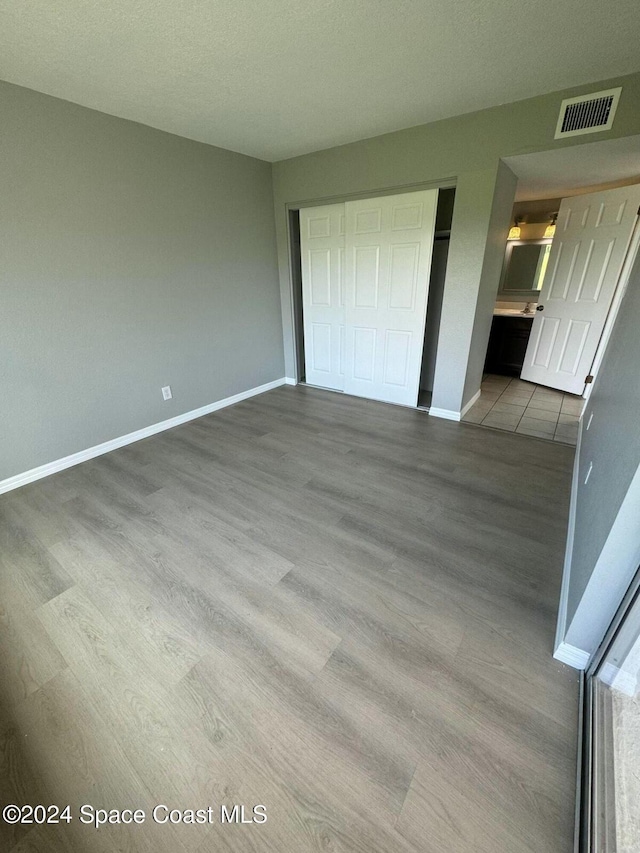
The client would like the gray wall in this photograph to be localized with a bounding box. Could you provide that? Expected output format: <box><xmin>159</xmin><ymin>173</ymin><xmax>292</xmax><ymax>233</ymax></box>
<box><xmin>1</xmin><ymin>81</ymin><xmax>284</xmax><ymax>480</ymax></box>
<box><xmin>272</xmin><ymin>71</ymin><xmax>640</xmax><ymax>415</ymax></box>
<box><xmin>462</xmin><ymin>161</ymin><xmax>517</xmax><ymax>404</ymax></box>
<box><xmin>430</xmin><ymin>166</ymin><xmax>501</xmax><ymax>411</ymax></box>
<box><xmin>564</xmin><ymin>248</ymin><xmax>640</xmax><ymax>647</ymax></box>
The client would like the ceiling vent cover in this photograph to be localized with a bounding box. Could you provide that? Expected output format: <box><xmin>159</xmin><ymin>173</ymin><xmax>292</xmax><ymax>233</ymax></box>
<box><xmin>554</xmin><ymin>87</ymin><xmax>622</xmax><ymax>139</ymax></box>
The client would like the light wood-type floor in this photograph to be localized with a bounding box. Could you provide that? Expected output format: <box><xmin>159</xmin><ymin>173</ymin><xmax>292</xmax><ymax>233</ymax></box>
<box><xmin>0</xmin><ymin>385</ymin><xmax>580</xmax><ymax>852</ymax></box>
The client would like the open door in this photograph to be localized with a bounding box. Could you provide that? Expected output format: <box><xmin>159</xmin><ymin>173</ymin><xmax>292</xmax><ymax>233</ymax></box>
<box><xmin>521</xmin><ymin>185</ymin><xmax>640</xmax><ymax>394</ymax></box>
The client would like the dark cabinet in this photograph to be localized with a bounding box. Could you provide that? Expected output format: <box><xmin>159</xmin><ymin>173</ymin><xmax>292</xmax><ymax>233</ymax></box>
<box><xmin>484</xmin><ymin>316</ymin><xmax>534</xmax><ymax>376</ymax></box>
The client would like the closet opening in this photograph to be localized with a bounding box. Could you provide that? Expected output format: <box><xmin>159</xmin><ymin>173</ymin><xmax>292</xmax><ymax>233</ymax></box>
<box><xmin>289</xmin><ymin>185</ymin><xmax>455</xmax><ymax>409</ymax></box>
<box><xmin>288</xmin><ymin>208</ymin><xmax>306</xmax><ymax>383</ymax></box>
<box><xmin>417</xmin><ymin>187</ymin><xmax>455</xmax><ymax>410</ymax></box>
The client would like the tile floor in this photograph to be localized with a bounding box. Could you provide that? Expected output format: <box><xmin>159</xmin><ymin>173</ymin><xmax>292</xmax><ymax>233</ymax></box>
<box><xmin>463</xmin><ymin>373</ymin><xmax>583</xmax><ymax>445</ymax></box>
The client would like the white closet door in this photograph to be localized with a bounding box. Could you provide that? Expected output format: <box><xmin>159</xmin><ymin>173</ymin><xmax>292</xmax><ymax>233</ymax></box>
<box><xmin>521</xmin><ymin>184</ymin><xmax>640</xmax><ymax>394</ymax></box>
<box><xmin>343</xmin><ymin>190</ymin><xmax>438</xmax><ymax>406</ymax></box>
<box><xmin>300</xmin><ymin>204</ymin><xmax>346</xmax><ymax>390</ymax></box>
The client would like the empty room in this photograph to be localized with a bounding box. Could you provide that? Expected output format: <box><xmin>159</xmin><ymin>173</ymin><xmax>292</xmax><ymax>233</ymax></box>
<box><xmin>2</xmin><ymin>2</ymin><xmax>640</xmax><ymax>851</ymax></box>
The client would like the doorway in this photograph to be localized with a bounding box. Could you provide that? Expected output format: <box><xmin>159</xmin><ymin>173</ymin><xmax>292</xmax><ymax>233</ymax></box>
<box><xmin>417</xmin><ymin>187</ymin><xmax>455</xmax><ymax>410</ymax></box>
<box><xmin>299</xmin><ymin>189</ymin><xmax>437</xmax><ymax>407</ymax></box>
<box><xmin>465</xmin><ymin>178</ymin><xmax>640</xmax><ymax>443</ymax></box>
<box><xmin>290</xmin><ymin>186</ymin><xmax>454</xmax><ymax>411</ymax></box>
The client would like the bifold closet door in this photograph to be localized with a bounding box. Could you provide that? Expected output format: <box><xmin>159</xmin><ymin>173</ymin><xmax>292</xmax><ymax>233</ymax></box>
<box><xmin>343</xmin><ymin>190</ymin><xmax>438</xmax><ymax>406</ymax></box>
<box><xmin>300</xmin><ymin>204</ymin><xmax>346</xmax><ymax>390</ymax></box>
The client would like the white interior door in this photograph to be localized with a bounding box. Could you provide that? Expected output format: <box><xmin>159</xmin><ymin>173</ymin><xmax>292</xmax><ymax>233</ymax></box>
<box><xmin>300</xmin><ymin>204</ymin><xmax>346</xmax><ymax>390</ymax></box>
<box><xmin>521</xmin><ymin>185</ymin><xmax>640</xmax><ymax>394</ymax></box>
<box><xmin>343</xmin><ymin>190</ymin><xmax>438</xmax><ymax>406</ymax></box>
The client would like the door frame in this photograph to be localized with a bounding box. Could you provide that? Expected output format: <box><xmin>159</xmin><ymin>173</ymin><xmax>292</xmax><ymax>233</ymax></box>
<box><xmin>285</xmin><ymin>178</ymin><xmax>457</xmax><ymax>388</ymax></box>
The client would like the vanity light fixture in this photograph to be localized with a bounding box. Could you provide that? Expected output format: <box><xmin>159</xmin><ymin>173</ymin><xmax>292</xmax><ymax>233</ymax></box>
<box><xmin>544</xmin><ymin>213</ymin><xmax>558</xmax><ymax>239</ymax></box>
<box><xmin>508</xmin><ymin>217</ymin><xmax>524</xmax><ymax>240</ymax></box>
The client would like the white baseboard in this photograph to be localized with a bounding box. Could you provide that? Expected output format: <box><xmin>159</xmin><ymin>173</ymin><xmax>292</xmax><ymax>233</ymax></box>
<box><xmin>553</xmin><ymin>641</ymin><xmax>590</xmax><ymax>670</ymax></box>
<box><xmin>284</xmin><ymin>377</ymin><xmax>297</xmax><ymax>385</ymax></box>
<box><xmin>429</xmin><ymin>407</ymin><xmax>461</xmax><ymax>422</ymax></box>
<box><xmin>0</xmin><ymin>377</ymin><xmax>286</xmax><ymax>496</ymax></box>
<box><xmin>429</xmin><ymin>389</ymin><xmax>480</xmax><ymax>422</ymax></box>
<box><xmin>460</xmin><ymin>389</ymin><xmax>481</xmax><ymax>418</ymax></box>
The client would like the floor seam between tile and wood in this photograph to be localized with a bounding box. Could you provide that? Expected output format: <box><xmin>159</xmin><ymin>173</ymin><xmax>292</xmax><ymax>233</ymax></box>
<box><xmin>462</xmin><ymin>374</ymin><xmax>583</xmax><ymax>445</ymax></box>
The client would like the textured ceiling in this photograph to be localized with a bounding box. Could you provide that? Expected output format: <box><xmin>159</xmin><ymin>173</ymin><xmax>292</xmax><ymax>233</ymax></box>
<box><xmin>1</xmin><ymin>0</ymin><xmax>639</xmax><ymax>161</ymax></box>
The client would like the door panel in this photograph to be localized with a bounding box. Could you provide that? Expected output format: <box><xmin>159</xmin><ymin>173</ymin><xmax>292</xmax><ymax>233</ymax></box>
<box><xmin>309</xmin><ymin>249</ymin><xmax>331</xmax><ymax>304</ymax></box>
<box><xmin>521</xmin><ymin>185</ymin><xmax>640</xmax><ymax>394</ymax></box>
<box><xmin>383</xmin><ymin>330</ymin><xmax>411</xmax><ymax>386</ymax></box>
<box><xmin>530</xmin><ymin>316</ymin><xmax>560</xmax><ymax>368</ymax></box>
<box><xmin>354</xmin><ymin>246</ymin><xmax>380</xmax><ymax>307</ymax></box>
<box><xmin>389</xmin><ymin>244</ymin><xmax>419</xmax><ymax>309</ymax></box>
<box><xmin>353</xmin><ymin>327</ymin><xmax>376</xmax><ymax>381</ymax></box>
<box><xmin>354</xmin><ymin>208</ymin><xmax>382</xmax><ymax>233</ymax></box>
<box><xmin>343</xmin><ymin>190</ymin><xmax>438</xmax><ymax>406</ymax></box>
<box><xmin>300</xmin><ymin>204</ymin><xmax>346</xmax><ymax>390</ymax></box>
<box><xmin>310</xmin><ymin>323</ymin><xmax>331</xmax><ymax>373</ymax></box>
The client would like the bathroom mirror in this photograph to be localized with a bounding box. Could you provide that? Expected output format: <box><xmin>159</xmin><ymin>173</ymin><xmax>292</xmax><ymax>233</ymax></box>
<box><xmin>498</xmin><ymin>238</ymin><xmax>552</xmax><ymax>300</ymax></box>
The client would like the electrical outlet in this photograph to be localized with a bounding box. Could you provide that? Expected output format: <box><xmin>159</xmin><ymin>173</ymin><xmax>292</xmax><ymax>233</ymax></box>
<box><xmin>161</xmin><ymin>386</ymin><xmax>172</xmax><ymax>401</ymax></box>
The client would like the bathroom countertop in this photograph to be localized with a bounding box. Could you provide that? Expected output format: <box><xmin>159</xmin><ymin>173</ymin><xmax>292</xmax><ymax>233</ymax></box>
<box><xmin>493</xmin><ymin>308</ymin><xmax>535</xmax><ymax>318</ymax></box>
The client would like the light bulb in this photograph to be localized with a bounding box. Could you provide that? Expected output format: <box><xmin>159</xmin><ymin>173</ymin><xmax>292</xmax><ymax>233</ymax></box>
<box><xmin>544</xmin><ymin>214</ymin><xmax>558</xmax><ymax>239</ymax></box>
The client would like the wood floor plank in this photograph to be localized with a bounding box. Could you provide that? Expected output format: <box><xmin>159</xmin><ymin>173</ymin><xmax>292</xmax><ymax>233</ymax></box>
<box><xmin>396</xmin><ymin>739</ymin><xmax>569</xmax><ymax>853</ymax></box>
<box><xmin>0</xmin><ymin>385</ymin><xmax>580</xmax><ymax>852</ymax></box>
<box><xmin>13</xmin><ymin>668</ymin><xmax>183</xmax><ymax>853</ymax></box>
<box><xmin>0</xmin><ymin>504</ymin><xmax>74</xmax><ymax>610</ymax></box>
<box><xmin>180</xmin><ymin>650</ymin><xmax>419</xmax><ymax>852</ymax></box>
<box><xmin>0</xmin><ymin>593</ymin><xmax>67</xmax><ymax>705</ymax></box>
<box><xmin>0</xmin><ymin>708</ymin><xmax>52</xmax><ymax>852</ymax></box>
<box><xmin>34</xmin><ymin>590</ymin><xmax>241</xmax><ymax>848</ymax></box>
<box><xmin>49</xmin><ymin>537</ymin><xmax>206</xmax><ymax>685</ymax></box>
<box><xmin>8</xmin><ymin>823</ymin><xmax>79</xmax><ymax>853</ymax></box>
